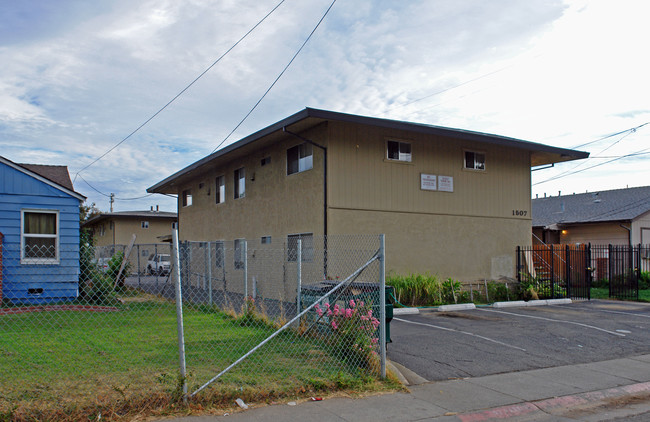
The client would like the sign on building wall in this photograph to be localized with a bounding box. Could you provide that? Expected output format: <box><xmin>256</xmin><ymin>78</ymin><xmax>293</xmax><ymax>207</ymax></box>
<box><xmin>438</xmin><ymin>175</ymin><xmax>454</xmax><ymax>192</ymax></box>
<box><xmin>420</xmin><ymin>174</ymin><xmax>437</xmax><ymax>191</ymax></box>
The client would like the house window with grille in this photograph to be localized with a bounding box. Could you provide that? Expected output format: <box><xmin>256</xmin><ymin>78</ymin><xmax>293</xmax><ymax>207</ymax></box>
<box><xmin>387</xmin><ymin>140</ymin><xmax>412</xmax><ymax>162</ymax></box>
<box><xmin>141</xmin><ymin>221</ymin><xmax>149</xmax><ymax>229</ymax></box>
<box><xmin>464</xmin><ymin>150</ymin><xmax>486</xmax><ymax>171</ymax></box>
<box><xmin>21</xmin><ymin>210</ymin><xmax>59</xmax><ymax>264</ymax></box>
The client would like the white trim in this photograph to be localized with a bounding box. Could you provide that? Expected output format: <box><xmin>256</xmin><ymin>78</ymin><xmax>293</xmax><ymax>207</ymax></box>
<box><xmin>20</xmin><ymin>209</ymin><xmax>60</xmax><ymax>265</ymax></box>
<box><xmin>0</xmin><ymin>156</ymin><xmax>85</xmax><ymax>201</ymax></box>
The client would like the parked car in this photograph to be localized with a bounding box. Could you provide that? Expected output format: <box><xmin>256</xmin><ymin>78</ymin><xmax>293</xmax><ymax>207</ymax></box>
<box><xmin>147</xmin><ymin>253</ymin><xmax>171</xmax><ymax>275</ymax></box>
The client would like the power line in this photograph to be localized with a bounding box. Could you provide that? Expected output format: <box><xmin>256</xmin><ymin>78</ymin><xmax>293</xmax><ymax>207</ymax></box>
<box><xmin>533</xmin><ymin>123</ymin><xmax>649</xmax><ymax>185</ymax></box>
<box><xmin>211</xmin><ymin>0</ymin><xmax>337</xmax><ymax>153</ymax></box>
<box><xmin>73</xmin><ymin>0</ymin><xmax>288</xmax><ymax>182</ymax></box>
<box><xmin>533</xmin><ymin>145</ymin><xmax>650</xmax><ymax>186</ymax></box>
<box><xmin>77</xmin><ymin>174</ymin><xmax>155</xmax><ymax>201</ymax></box>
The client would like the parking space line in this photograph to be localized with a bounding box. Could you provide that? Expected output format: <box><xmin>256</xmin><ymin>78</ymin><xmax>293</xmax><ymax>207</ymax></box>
<box><xmin>477</xmin><ymin>308</ymin><xmax>626</xmax><ymax>337</ymax></box>
<box><xmin>588</xmin><ymin>308</ymin><xmax>650</xmax><ymax>319</ymax></box>
<box><xmin>393</xmin><ymin>317</ymin><xmax>527</xmax><ymax>352</ymax></box>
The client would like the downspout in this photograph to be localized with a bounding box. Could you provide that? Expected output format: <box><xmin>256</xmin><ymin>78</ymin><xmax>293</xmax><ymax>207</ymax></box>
<box><xmin>619</xmin><ymin>224</ymin><xmax>631</xmax><ymax>246</ymax></box>
<box><xmin>283</xmin><ymin>127</ymin><xmax>328</xmax><ymax>277</ymax></box>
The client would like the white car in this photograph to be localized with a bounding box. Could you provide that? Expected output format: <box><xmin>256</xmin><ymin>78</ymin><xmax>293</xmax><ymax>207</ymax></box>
<box><xmin>147</xmin><ymin>253</ymin><xmax>171</xmax><ymax>275</ymax></box>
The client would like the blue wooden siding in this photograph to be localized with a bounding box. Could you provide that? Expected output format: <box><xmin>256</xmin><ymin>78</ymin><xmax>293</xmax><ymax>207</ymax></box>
<box><xmin>1</xmin><ymin>162</ymin><xmax>81</xmax><ymax>304</ymax></box>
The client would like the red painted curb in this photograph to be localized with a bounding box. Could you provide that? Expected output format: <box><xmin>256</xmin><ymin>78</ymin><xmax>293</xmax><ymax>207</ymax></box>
<box><xmin>459</xmin><ymin>381</ymin><xmax>650</xmax><ymax>421</ymax></box>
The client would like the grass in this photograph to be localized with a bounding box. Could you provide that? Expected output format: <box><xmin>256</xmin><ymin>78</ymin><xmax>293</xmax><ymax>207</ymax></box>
<box><xmin>590</xmin><ymin>288</ymin><xmax>650</xmax><ymax>302</ymax></box>
<box><xmin>0</xmin><ymin>297</ymin><xmax>399</xmax><ymax>421</ymax></box>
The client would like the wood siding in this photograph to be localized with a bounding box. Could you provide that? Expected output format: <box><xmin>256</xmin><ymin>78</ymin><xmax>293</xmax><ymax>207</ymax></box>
<box><xmin>0</xmin><ymin>162</ymin><xmax>81</xmax><ymax>303</ymax></box>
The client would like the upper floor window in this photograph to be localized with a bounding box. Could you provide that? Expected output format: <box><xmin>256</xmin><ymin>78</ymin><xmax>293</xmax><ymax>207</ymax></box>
<box><xmin>141</xmin><ymin>221</ymin><xmax>149</xmax><ymax>229</ymax></box>
<box><xmin>182</xmin><ymin>189</ymin><xmax>192</xmax><ymax>207</ymax></box>
<box><xmin>21</xmin><ymin>210</ymin><xmax>59</xmax><ymax>264</ymax></box>
<box><xmin>387</xmin><ymin>140</ymin><xmax>411</xmax><ymax>162</ymax></box>
<box><xmin>216</xmin><ymin>175</ymin><xmax>225</xmax><ymax>204</ymax></box>
<box><xmin>464</xmin><ymin>151</ymin><xmax>486</xmax><ymax>171</ymax></box>
<box><xmin>261</xmin><ymin>156</ymin><xmax>271</xmax><ymax>166</ymax></box>
<box><xmin>261</xmin><ymin>236</ymin><xmax>272</xmax><ymax>244</ymax></box>
<box><xmin>234</xmin><ymin>168</ymin><xmax>245</xmax><ymax>199</ymax></box>
<box><xmin>99</xmin><ymin>224</ymin><xmax>105</xmax><ymax>236</ymax></box>
<box><xmin>287</xmin><ymin>143</ymin><xmax>313</xmax><ymax>175</ymax></box>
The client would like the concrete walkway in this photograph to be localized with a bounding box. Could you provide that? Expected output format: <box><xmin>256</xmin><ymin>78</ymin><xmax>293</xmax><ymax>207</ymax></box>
<box><xmin>165</xmin><ymin>354</ymin><xmax>650</xmax><ymax>421</ymax></box>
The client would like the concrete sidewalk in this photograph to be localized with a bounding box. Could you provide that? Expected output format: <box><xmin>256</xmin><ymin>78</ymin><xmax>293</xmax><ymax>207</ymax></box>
<box><xmin>166</xmin><ymin>354</ymin><xmax>650</xmax><ymax>422</ymax></box>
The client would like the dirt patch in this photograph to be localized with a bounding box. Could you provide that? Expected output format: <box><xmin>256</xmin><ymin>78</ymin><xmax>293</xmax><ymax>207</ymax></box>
<box><xmin>563</xmin><ymin>391</ymin><xmax>650</xmax><ymax>418</ymax></box>
<box><xmin>0</xmin><ymin>305</ymin><xmax>120</xmax><ymax>315</ymax></box>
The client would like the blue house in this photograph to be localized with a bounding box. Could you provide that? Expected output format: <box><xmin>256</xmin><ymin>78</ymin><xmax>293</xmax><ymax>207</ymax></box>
<box><xmin>0</xmin><ymin>156</ymin><xmax>85</xmax><ymax>304</ymax></box>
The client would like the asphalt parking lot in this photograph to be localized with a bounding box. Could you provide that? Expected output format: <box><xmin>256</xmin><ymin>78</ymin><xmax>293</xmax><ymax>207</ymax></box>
<box><xmin>388</xmin><ymin>300</ymin><xmax>650</xmax><ymax>382</ymax></box>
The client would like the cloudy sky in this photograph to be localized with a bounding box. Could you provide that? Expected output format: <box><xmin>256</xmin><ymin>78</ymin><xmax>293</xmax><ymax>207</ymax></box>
<box><xmin>1</xmin><ymin>0</ymin><xmax>649</xmax><ymax>213</ymax></box>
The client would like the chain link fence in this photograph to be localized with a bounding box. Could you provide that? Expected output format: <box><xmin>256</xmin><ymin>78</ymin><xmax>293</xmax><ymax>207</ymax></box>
<box><xmin>0</xmin><ymin>233</ymin><xmax>387</xmax><ymax>419</ymax></box>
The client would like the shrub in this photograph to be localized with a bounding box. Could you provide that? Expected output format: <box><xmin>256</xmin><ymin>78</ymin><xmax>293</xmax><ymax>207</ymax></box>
<box><xmin>315</xmin><ymin>300</ymin><xmax>380</xmax><ymax>370</ymax></box>
<box><xmin>386</xmin><ymin>273</ymin><xmax>440</xmax><ymax>306</ymax></box>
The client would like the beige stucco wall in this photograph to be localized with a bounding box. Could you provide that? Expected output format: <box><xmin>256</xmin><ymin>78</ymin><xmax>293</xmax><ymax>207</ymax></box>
<box><xmin>329</xmin><ymin>208</ymin><xmax>530</xmax><ymax>281</ymax></box>
<box><xmin>90</xmin><ymin>217</ymin><xmax>175</xmax><ymax>247</ymax></box>
<box><xmin>174</xmin><ymin>120</ymin><xmax>534</xmax><ymax>282</ymax></box>
<box><xmin>177</xmin><ymin>126</ymin><xmax>326</xmax><ymax>243</ymax></box>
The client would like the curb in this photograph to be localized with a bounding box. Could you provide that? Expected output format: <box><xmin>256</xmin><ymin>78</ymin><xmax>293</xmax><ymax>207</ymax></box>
<box><xmin>393</xmin><ymin>307</ymin><xmax>420</xmax><ymax>315</ymax></box>
<box><xmin>438</xmin><ymin>303</ymin><xmax>476</xmax><ymax>311</ymax></box>
<box><xmin>492</xmin><ymin>298</ymin><xmax>572</xmax><ymax>308</ymax></box>
<box><xmin>457</xmin><ymin>381</ymin><xmax>650</xmax><ymax>421</ymax></box>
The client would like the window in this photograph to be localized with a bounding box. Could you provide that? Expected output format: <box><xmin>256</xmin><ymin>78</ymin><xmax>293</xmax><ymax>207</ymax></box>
<box><xmin>287</xmin><ymin>143</ymin><xmax>313</xmax><ymax>175</ymax></box>
<box><xmin>234</xmin><ymin>168</ymin><xmax>245</xmax><ymax>199</ymax></box>
<box><xmin>172</xmin><ymin>222</ymin><xmax>178</xmax><ymax>230</ymax></box>
<box><xmin>21</xmin><ymin>210</ymin><xmax>59</xmax><ymax>263</ymax></box>
<box><xmin>182</xmin><ymin>189</ymin><xmax>192</xmax><ymax>207</ymax></box>
<box><xmin>387</xmin><ymin>140</ymin><xmax>411</xmax><ymax>162</ymax></box>
<box><xmin>214</xmin><ymin>241</ymin><xmax>225</xmax><ymax>268</ymax></box>
<box><xmin>464</xmin><ymin>151</ymin><xmax>486</xmax><ymax>171</ymax></box>
<box><xmin>141</xmin><ymin>221</ymin><xmax>149</xmax><ymax>229</ymax></box>
<box><xmin>234</xmin><ymin>239</ymin><xmax>245</xmax><ymax>269</ymax></box>
<box><xmin>99</xmin><ymin>225</ymin><xmax>105</xmax><ymax>236</ymax></box>
<box><xmin>216</xmin><ymin>175</ymin><xmax>225</xmax><ymax>204</ymax></box>
<box><xmin>261</xmin><ymin>236</ymin><xmax>272</xmax><ymax>244</ymax></box>
<box><xmin>287</xmin><ymin>233</ymin><xmax>314</xmax><ymax>262</ymax></box>
<box><xmin>261</xmin><ymin>156</ymin><xmax>271</xmax><ymax>166</ymax></box>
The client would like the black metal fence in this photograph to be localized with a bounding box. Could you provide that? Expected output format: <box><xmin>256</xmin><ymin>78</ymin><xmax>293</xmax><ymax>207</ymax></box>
<box><xmin>517</xmin><ymin>244</ymin><xmax>649</xmax><ymax>301</ymax></box>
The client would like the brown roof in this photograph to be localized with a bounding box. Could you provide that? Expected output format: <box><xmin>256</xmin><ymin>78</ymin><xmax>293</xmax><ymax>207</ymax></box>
<box><xmin>18</xmin><ymin>163</ymin><xmax>75</xmax><ymax>191</ymax></box>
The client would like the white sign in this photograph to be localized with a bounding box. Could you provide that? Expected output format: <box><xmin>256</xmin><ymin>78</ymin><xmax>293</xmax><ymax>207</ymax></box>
<box><xmin>438</xmin><ymin>175</ymin><xmax>454</xmax><ymax>192</ymax></box>
<box><xmin>420</xmin><ymin>174</ymin><xmax>437</xmax><ymax>191</ymax></box>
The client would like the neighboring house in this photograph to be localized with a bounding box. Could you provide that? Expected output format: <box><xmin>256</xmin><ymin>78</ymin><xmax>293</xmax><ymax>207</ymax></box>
<box><xmin>82</xmin><ymin>209</ymin><xmax>178</xmax><ymax>247</ymax></box>
<box><xmin>532</xmin><ymin>185</ymin><xmax>650</xmax><ymax>246</ymax></box>
<box><xmin>0</xmin><ymin>155</ymin><xmax>85</xmax><ymax>304</ymax></box>
<box><xmin>148</xmin><ymin>108</ymin><xmax>588</xmax><ymax>282</ymax></box>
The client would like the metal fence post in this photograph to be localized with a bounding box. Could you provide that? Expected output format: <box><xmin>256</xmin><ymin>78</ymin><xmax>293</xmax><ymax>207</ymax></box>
<box><xmin>297</xmin><ymin>238</ymin><xmax>302</xmax><ymax>315</ymax></box>
<box><xmin>379</xmin><ymin>234</ymin><xmax>386</xmax><ymax>379</ymax></box>
<box><xmin>207</xmin><ymin>242</ymin><xmax>213</xmax><ymax>306</ymax></box>
<box><xmin>171</xmin><ymin>229</ymin><xmax>187</xmax><ymax>401</ymax></box>
<box><xmin>243</xmin><ymin>240</ymin><xmax>248</xmax><ymax>310</ymax></box>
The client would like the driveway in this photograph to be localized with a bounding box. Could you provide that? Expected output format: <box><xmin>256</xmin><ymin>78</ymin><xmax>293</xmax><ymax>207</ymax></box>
<box><xmin>387</xmin><ymin>300</ymin><xmax>650</xmax><ymax>381</ymax></box>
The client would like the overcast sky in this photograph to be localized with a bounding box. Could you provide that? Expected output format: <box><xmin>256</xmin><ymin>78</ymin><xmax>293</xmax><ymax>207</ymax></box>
<box><xmin>1</xmin><ymin>0</ymin><xmax>649</xmax><ymax>213</ymax></box>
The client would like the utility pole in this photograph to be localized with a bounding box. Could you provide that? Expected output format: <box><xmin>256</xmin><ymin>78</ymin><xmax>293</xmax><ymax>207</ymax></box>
<box><xmin>110</xmin><ymin>193</ymin><xmax>115</xmax><ymax>212</ymax></box>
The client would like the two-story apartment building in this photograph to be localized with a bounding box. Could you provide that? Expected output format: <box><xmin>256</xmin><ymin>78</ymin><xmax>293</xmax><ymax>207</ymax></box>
<box><xmin>148</xmin><ymin>108</ymin><xmax>588</xmax><ymax>282</ymax></box>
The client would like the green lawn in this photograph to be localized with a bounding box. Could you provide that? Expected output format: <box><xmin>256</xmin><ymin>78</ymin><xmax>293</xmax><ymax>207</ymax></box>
<box><xmin>590</xmin><ymin>288</ymin><xmax>650</xmax><ymax>301</ymax></box>
<box><xmin>0</xmin><ymin>299</ymin><xmax>391</xmax><ymax>420</ymax></box>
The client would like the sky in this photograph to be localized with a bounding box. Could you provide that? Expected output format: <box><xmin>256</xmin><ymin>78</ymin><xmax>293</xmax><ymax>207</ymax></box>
<box><xmin>1</xmin><ymin>0</ymin><xmax>649</xmax><ymax>213</ymax></box>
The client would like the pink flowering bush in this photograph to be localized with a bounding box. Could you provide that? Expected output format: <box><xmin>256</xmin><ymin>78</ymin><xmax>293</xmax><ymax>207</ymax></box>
<box><xmin>314</xmin><ymin>299</ymin><xmax>381</xmax><ymax>369</ymax></box>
